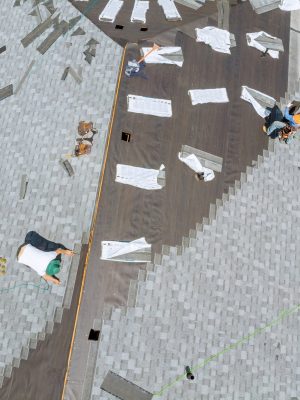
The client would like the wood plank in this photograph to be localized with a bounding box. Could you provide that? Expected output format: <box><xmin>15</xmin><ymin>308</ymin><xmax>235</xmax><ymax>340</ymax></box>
<box><xmin>21</xmin><ymin>15</ymin><xmax>54</xmax><ymax>48</ymax></box>
<box><xmin>101</xmin><ymin>371</ymin><xmax>153</xmax><ymax>400</ymax></box>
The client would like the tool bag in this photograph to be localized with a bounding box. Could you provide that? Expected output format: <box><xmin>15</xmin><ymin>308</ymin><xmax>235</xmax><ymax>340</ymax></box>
<box><xmin>78</xmin><ymin>121</ymin><xmax>93</xmax><ymax>136</ymax></box>
<box><xmin>278</xmin><ymin>125</ymin><xmax>295</xmax><ymax>143</ymax></box>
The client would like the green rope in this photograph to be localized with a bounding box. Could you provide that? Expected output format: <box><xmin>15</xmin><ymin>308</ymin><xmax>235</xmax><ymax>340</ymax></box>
<box><xmin>153</xmin><ymin>304</ymin><xmax>300</xmax><ymax>397</ymax></box>
<box><xmin>0</xmin><ymin>280</ymin><xmax>50</xmax><ymax>294</ymax></box>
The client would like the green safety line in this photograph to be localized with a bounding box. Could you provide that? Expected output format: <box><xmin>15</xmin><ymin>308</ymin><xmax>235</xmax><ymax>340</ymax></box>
<box><xmin>0</xmin><ymin>280</ymin><xmax>49</xmax><ymax>294</ymax></box>
<box><xmin>153</xmin><ymin>304</ymin><xmax>300</xmax><ymax>397</ymax></box>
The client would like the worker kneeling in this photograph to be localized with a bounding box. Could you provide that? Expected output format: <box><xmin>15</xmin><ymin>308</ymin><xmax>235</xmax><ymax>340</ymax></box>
<box><xmin>17</xmin><ymin>231</ymin><xmax>74</xmax><ymax>285</ymax></box>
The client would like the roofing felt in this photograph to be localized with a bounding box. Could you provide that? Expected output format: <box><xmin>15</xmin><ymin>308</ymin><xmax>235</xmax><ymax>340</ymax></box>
<box><xmin>64</xmin><ymin>2</ymin><xmax>292</xmax><ymax>399</ymax></box>
<box><xmin>0</xmin><ymin>0</ymin><xmax>122</xmax><ymax>390</ymax></box>
<box><xmin>70</xmin><ymin>0</ymin><xmax>217</xmax><ymax>46</ymax></box>
<box><xmin>249</xmin><ymin>0</ymin><xmax>281</xmax><ymax>14</ymax></box>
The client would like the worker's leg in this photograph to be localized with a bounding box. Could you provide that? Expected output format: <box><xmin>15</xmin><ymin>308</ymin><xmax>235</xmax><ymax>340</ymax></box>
<box><xmin>24</xmin><ymin>231</ymin><xmax>66</xmax><ymax>252</ymax></box>
<box><xmin>266</xmin><ymin>121</ymin><xmax>286</xmax><ymax>135</ymax></box>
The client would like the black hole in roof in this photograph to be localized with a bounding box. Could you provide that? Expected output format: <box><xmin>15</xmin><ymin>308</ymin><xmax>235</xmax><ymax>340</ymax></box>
<box><xmin>121</xmin><ymin>132</ymin><xmax>131</xmax><ymax>142</ymax></box>
<box><xmin>115</xmin><ymin>24</ymin><xmax>124</xmax><ymax>30</ymax></box>
<box><xmin>140</xmin><ymin>27</ymin><xmax>148</xmax><ymax>32</ymax></box>
<box><xmin>88</xmin><ymin>329</ymin><xmax>100</xmax><ymax>341</ymax></box>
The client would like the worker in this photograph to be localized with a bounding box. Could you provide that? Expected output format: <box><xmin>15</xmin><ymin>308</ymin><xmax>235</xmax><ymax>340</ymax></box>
<box><xmin>17</xmin><ymin>231</ymin><xmax>74</xmax><ymax>285</ymax></box>
<box><xmin>284</xmin><ymin>103</ymin><xmax>300</xmax><ymax>127</ymax></box>
<box><xmin>263</xmin><ymin>120</ymin><xmax>296</xmax><ymax>143</ymax></box>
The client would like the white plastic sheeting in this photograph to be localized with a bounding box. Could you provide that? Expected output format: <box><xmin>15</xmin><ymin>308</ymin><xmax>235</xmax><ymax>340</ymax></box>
<box><xmin>188</xmin><ymin>88</ymin><xmax>229</xmax><ymax>105</ymax></box>
<box><xmin>195</xmin><ymin>26</ymin><xmax>232</xmax><ymax>54</ymax></box>
<box><xmin>127</xmin><ymin>95</ymin><xmax>172</xmax><ymax>117</ymax></box>
<box><xmin>279</xmin><ymin>0</ymin><xmax>300</xmax><ymax>10</ymax></box>
<box><xmin>246</xmin><ymin>31</ymin><xmax>282</xmax><ymax>58</ymax></box>
<box><xmin>131</xmin><ymin>0</ymin><xmax>149</xmax><ymax>23</ymax></box>
<box><xmin>158</xmin><ymin>0</ymin><xmax>182</xmax><ymax>21</ymax></box>
<box><xmin>101</xmin><ymin>237</ymin><xmax>151</xmax><ymax>262</ymax></box>
<box><xmin>99</xmin><ymin>0</ymin><xmax>124</xmax><ymax>22</ymax></box>
<box><xmin>141</xmin><ymin>47</ymin><xmax>183</xmax><ymax>67</ymax></box>
<box><xmin>241</xmin><ymin>86</ymin><xmax>276</xmax><ymax>118</ymax></box>
<box><xmin>115</xmin><ymin>164</ymin><xmax>165</xmax><ymax>190</ymax></box>
<box><xmin>178</xmin><ymin>152</ymin><xmax>215</xmax><ymax>182</ymax></box>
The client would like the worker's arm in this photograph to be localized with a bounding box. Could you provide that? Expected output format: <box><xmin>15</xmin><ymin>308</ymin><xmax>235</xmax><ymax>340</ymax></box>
<box><xmin>42</xmin><ymin>274</ymin><xmax>60</xmax><ymax>285</ymax></box>
<box><xmin>55</xmin><ymin>248</ymin><xmax>74</xmax><ymax>256</ymax></box>
<box><xmin>284</xmin><ymin>106</ymin><xmax>297</xmax><ymax>126</ymax></box>
<box><xmin>284</xmin><ymin>106</ymin><xmax>292</xmax><ymax>119</ymax></box>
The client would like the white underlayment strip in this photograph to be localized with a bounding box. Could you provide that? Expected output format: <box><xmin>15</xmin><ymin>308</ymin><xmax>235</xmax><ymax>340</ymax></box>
<box><xmin>178</xmin><ymin>152</ymin><xmax>215</xmax><ymax>182</ymax></box>
<box><xmin>115</xmin><ymin>164</ymin><xmax>165</xmax><ymax>190</ymax></box>
<box><xmin>158</xmin><ymin>0</ymin><xmax>182</xmax><ymax>21</ymax></box>
<box><xmin>141</xmin><ymin>47</ymin><xmax>183</xmax><ymax>66</ymax></box>
<box><xmin>279</xmin><ymin>0</ymin><xmax>300</xmax><ymax>10</ymax></box>
<box><xmin>127</xmin><ymin>95</ymin><xmax>172</xmax><ymax>117</ymax></box>
<box><xmin>99</xmin><ymin>0</ymin><xmax>124</xmax><ymax>22</ymax></box>
<box><xmin>241</xmin><ymin>86</ymin><xmax>276</xmax><ymax>118</ymax></box>
<box><xmin>195</xmin><ymin>26</ymin><xmax>232</xmax><ymax>54</ymax></box>
<box><xmin>188</xmin><ymin>88</ymin><xmax>229</xmax><ymax>105</ymax></box>
<box><xmin>101</xmin><ymin>238</ymin><xmax>151</xmax><ymax>262</ymax></box>
<box><xmin>246</xmin><ymin>31</ymin><xmax>281</xmax><ymax>59</ymax></box>
<box><xmin>131</xmin><ymin>0</ymin><xmax>149</xmax><ymax>23</ymax></box>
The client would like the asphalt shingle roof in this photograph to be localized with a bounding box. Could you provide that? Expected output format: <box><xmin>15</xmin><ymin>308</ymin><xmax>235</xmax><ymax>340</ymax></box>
<box><xmin>0</xmin><ymin>0</ymin><xmax>122</xmax><ymax>386</ymax></box>
<box><xmin>90</xmin><ymin>135</ymin><xmax>300</xmax><ymax>399</ymax></box>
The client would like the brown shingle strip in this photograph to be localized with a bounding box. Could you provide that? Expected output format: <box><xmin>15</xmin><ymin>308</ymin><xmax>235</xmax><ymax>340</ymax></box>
<box><xmin>21</xmin><ymin>15</ymin><xmax>54</xmax><ymax>48</ymax></box>
<box><xmin>37</xmin><ymin>20</ymin><xmax>69</xmax><ymax>55</ymax></box>
<box><xmin>101</xmin><ymin>371</ymin><xmax>153</xmax><ymax>400</ymax></box>
<box><xmin>0</xmin><ymin>84</ymin><xmax>13</xmax><ymax>101</ymax></box>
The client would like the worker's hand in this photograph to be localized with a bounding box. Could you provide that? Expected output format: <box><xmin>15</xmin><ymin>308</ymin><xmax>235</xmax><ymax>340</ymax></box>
<box><xmin>64</xmin><ymin>249</ymin><xmax>75</xmax><ymax>256</ymax></box>
<box><xmin>53</xmin><ymin>278</ymin><xmax>61</xmax><ymax>285</ymax></box>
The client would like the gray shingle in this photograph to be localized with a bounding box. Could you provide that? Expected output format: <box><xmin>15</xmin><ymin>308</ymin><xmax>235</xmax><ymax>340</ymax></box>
<box><xmin>90</xmin><ymin>138</ymin><xmax>300</xmax><ymax>399</ymax></box>
<box><xmin>0</xmin><ymin>0</ymin><xmax>122</xmax><ymax>385</ymax></box>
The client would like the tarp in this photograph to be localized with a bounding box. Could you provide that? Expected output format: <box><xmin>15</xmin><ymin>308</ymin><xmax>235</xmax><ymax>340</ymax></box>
<box><xmin>188</xmin><ymin>88</ymin><xmax>229</xmax><ymax>105</ymax></box>
<box><xmin>246</xmin><ymin>31</ymin><xmax>283</xmax><ymax>58</ymax></box>
<box><xmin>195</xmin><ymin>26</ymin><xmax>232</xmax><ymax>54</ymax></box>
<box><xmin>127</xmin><ymin>95</ymin><xmax>172</xmax><ymax>117</ymax></box>
<box><xmin>279</xmin><ymin>0</ymin><xmax>300</xmax><ymax>10</ymax></box>
<box><xmin>241</xmin><ymin>86</ymin><xmax>276</xmax><ymax>118</ymax></box>
<box><xmin>115</xmin><ymin>164</ymin><xmax>165</xmax><ymax>190</ymax></box>
<box><xmin>130</xmin><ymin>0</ymin><xmax>149</xmax><ymax>23</ymax></box>
<box><xmin>141</xmin><ymin>47</ymin><xmax>183</xmax><ymax>66</ymax></box>
<box><xmin>158</xmin><ymin>0</ymin><xmax>182</xmax><ymax>21</ymax></box>
<box><xmin>101</xmin><ymin>238</ymin><xmax>151</xmax><ymax>262</ymax></box>
<box><xmin>99</xmin><ymin>0</ymin><xmax>124</xmax><ymax>22</ymax></box>
<box><xmin>178</xmin><ymin>152</ymin><xmax>215</xmax><ymax>181</ymax></box>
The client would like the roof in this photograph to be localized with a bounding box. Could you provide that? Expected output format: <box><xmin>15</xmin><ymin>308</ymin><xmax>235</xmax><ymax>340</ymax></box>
<box><xmin>90</xmin><ymin>134</ymin><xmax>300</xmax><ymax>399</ymax></box>
<box><xmin>0</xmin><ymin>0</ymin><xmax>122</xmax><ymax>386</ymax></box>
<box><xmin>63</xmin><ymin>1</ymin><xmax>291</xmax><ymax>397</ymax></box>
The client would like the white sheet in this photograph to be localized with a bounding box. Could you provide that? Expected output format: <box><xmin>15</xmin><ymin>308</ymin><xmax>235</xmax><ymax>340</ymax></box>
<box><xmin>141</xmin><ymin>47</ymin><xmax>183</xmax><ymax>67</ymax></box>
<box><xmin>99</xmin><ymin>0</ymin><xmax>124</xmax><ymax>22</ymax></box>
<box><xmin>279</xmin><ymin>0</ymin><xmax>300</xmax><ymax>10</ymax></box>
<box><xmin>101</xmin><ymin>237</ymin><xmax>151</xmax><ymax>262</ymax></box>
<box><xmin>131</xmin><ymin>0</ymin><xmax>149</xmax><ymax>23</ymax></box>
<box><xmin>241</xmin><ymin>86</ymin><xmax>275</xmax><ymax>118</ymax></box>
<box><xmin>188</xmin><ymin>88</ymin><xmax>229</xmax><ymax>105</ymax></box>
<box><xmin>246</xmin><ymin>31</ymin><xmax>281</xmax><ymax>59</ymax></box>
<box><xmin>115</xmin><ymin>164</ymin><xmax>165</xmax><ymax>190</ymax></box>
<box><xmin>195</xmin><ymin>26</ymin><xmax>232</xmax><ymax>54</ymax></box>
<box><xmin>127</xmin><ymin>95</ymin><xmax>172</xmax><ymax>117</ymax></box>
<box><xmin>178</xmin><ymin>153</ymin><xmax>215</xmax><ymax>182</ymax></box>
<box><xmin>158</xmin><ymin>0</ymin><xmax>182</xmax><ymax>20</ymax></box>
